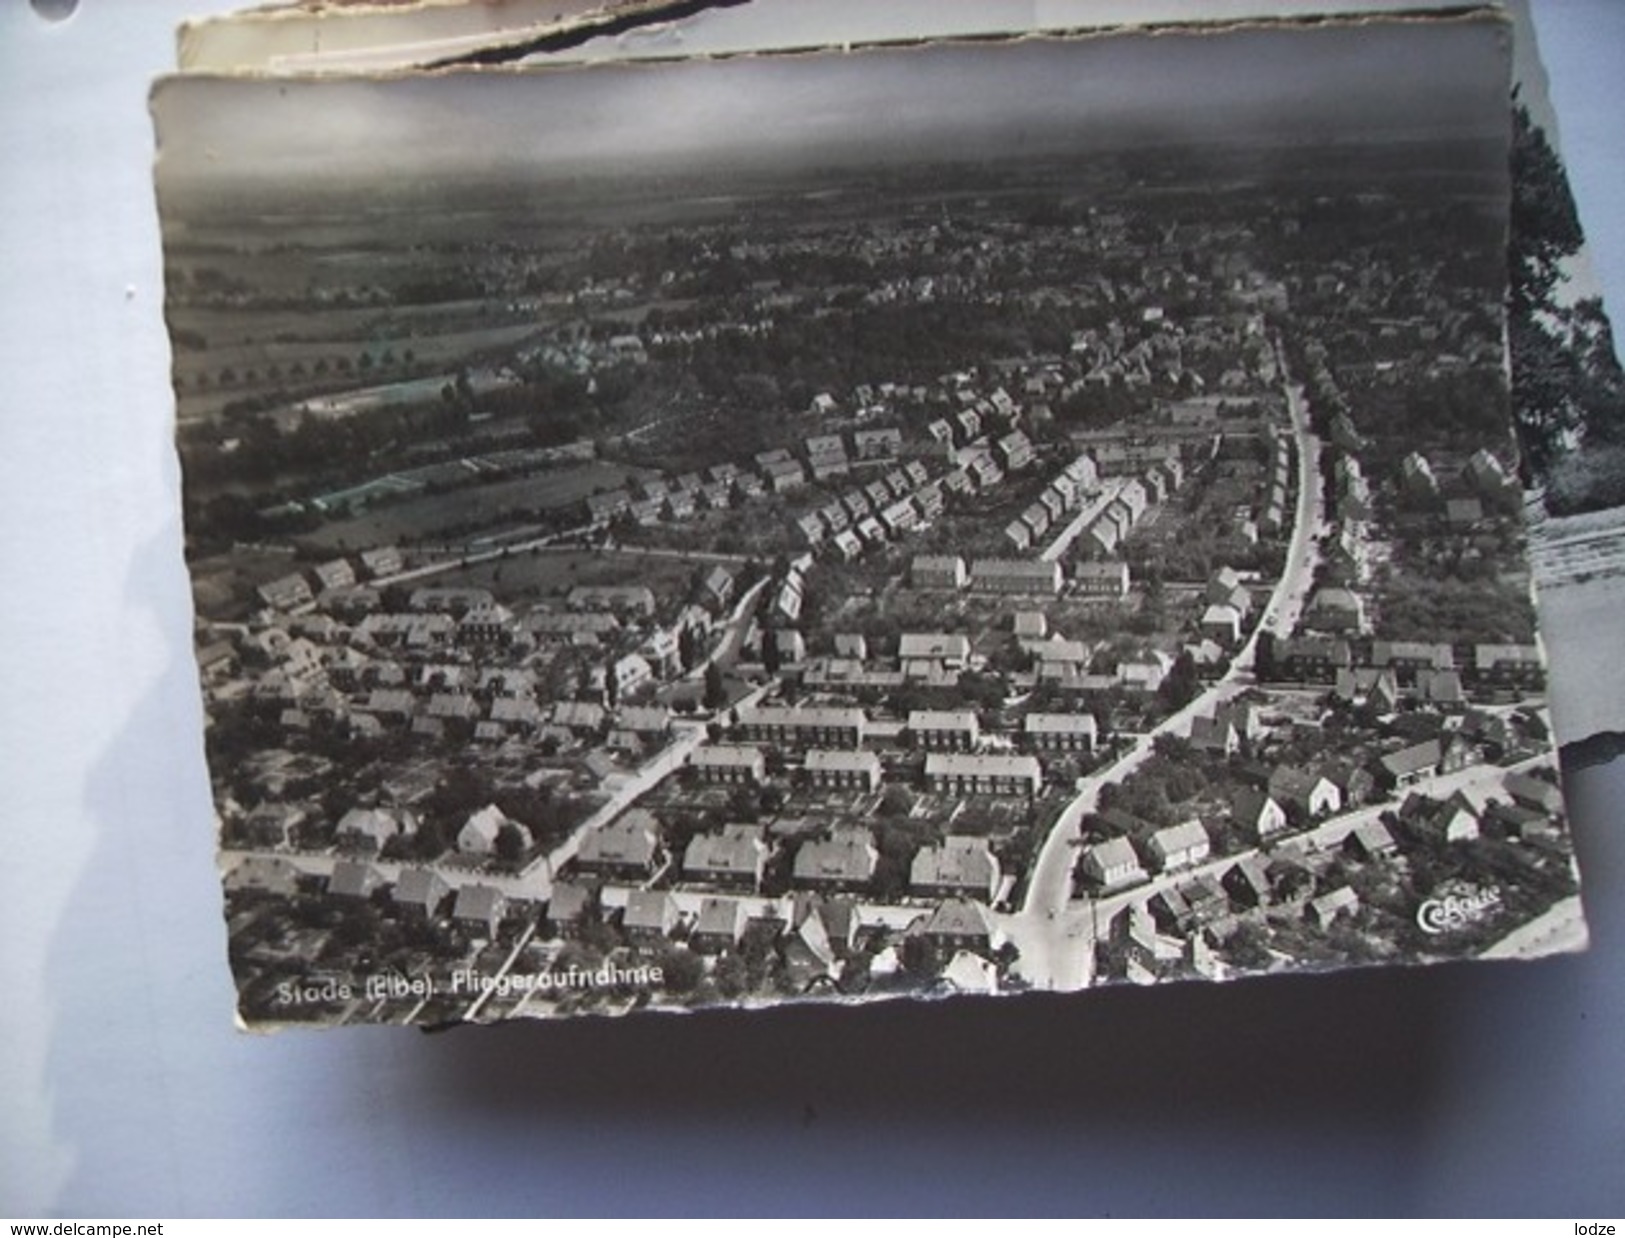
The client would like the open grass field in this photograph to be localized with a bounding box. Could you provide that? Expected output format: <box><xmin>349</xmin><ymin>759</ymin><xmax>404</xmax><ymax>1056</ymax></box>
<box><xmin>298</xmin><ymin>461</ymin><xmax>657</xmax><ymax>552</ymax></box>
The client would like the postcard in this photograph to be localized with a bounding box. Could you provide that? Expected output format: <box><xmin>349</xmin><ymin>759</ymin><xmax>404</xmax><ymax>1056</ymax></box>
<box><xmin>154</xmin><ymin>8</ymin><xmax>1586</xmax><ymax>1027</ymax></box>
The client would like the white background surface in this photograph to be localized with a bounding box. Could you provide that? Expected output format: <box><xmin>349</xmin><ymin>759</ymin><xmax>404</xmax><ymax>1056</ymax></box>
<box><xmin>1</xmin><ymin>0</ymin><xmax>1622</xmax><ymax>1217</ymax></box>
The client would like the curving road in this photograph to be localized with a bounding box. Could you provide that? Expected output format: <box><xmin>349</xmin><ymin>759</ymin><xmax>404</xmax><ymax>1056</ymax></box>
<box><xmin>1004</xmin><ymin>348</ymin><xmax>1327</xmax><ymax>990</ymax></box>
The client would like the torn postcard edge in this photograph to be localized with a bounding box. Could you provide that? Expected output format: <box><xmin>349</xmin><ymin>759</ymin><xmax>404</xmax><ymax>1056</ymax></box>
<box><xmin>176</xmin><ymin>0</ymin><xmax>727</xmax><ymax>76</ymax></box>
<box><xmin>154</xmin><ymin>9</ymin><xmax>1590</xmax><ymax>1031</ymax></box>
<box><xmin>176</xmin><ymin>0</ymin><xmax>1496</xmax><ymax>75</ymax></box>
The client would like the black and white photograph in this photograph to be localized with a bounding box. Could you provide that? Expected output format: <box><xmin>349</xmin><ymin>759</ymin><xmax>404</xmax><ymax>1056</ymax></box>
<box><xmin>9</xmin><ymin>0</ymin><xmax>1625</xmax><ymax>1221</ymax></box>
<box><xmin>152</xmin><ymin>8</ymin><xmax>1586</xmax><ymax>1029</ymax></box>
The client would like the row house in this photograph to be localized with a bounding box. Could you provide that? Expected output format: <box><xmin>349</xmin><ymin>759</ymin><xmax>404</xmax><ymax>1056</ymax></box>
<box><xmin>1023</xmin><ymin>711</ymin><xmax>1097</xmax><ymax>752</ymax></box>
<box><xmin>1370</xmin><ymin>641</ymin><xmax>1455</xmax><ymax>676</ymax></box>
<box><xmin>690</xmin><ymin>745</ymin><xmax>767</xmax><ymax>785</ymax></box>
<box><xmin>1471</xmin><ymin>643</ymin><xmax>1543</xmax><ymax>691</ymax></box>
<box><xmin>567</xmin><ymin>584</ymin><xmax>656</xmax><ymax>616</ymax></box>
<box><xmin>910</xmin><ymin>552</ymin><xmax>968</xmax><ymax>591</ymax></box>
<box><xmin>968</xmin><ymin>558</ymin><xmax>1063</xmax><ymax>596</ymax></box>
<box><xmin>803</xmin><ymin>748</ymin><xmax>884</xmax><ymax>793</ymax></box>
<box><xmin>925</xmin><ymin>752</ymin><xmax>1042</xmax><ymax>797</ymax></box>
<box><xmin>905</xmin><ymin>708</ymin><xmax>978</xmax><ymax>752</ymax></box>
<box><xmin>735</xmin><ymin>704</ymin><xmax>867</xmax><ymax>748</ymax></box>
<box><xmin>1275</xmin><ymin>636</ymin><xmax>1352</xmax><ymax>683</ymax></box>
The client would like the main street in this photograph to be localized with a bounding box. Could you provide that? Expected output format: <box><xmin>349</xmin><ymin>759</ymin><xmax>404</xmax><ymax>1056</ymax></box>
<box><xmin>1004</xmin><ymin>348</ymin><xmax>1327</xmax><ymax>989</ymax></box>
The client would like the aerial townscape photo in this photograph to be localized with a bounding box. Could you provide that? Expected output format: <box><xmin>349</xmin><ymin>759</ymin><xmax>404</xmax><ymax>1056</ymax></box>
<box><xmin>151</xmin><ymin>11</ymin><xmax>1586</xmax><ymax>1028</ymax></box>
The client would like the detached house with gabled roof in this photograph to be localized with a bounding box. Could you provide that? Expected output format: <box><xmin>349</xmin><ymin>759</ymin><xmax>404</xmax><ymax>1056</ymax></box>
<box><xmin>792</xmin><ymin>827</ymin><xmax>879</xmax><ymax>893</ymax></box>
<box><xmin>682</xmin><ymin>824</ymin><xmax>771</xmax><ymax>891</ymax></box>
<box><xmin>1222</xmin><ymin>856</ymin><xmax>1274</xmax><ymax>909</ymax></box>
<box><xmin>1307</xmin><ymin>886</ymin><xmax>1359</xmax><ymax>929</ymax></box>
<box><xmin>1230</xmin><ymin>787</ymin><xmax>1288</xmax><ymax>843</ymax></box>
<box><xmin>457</xmin><ymin>804</ymin><xmax>531</xmax><ymax>857</ymax></box>
<box><xmin>1505</xmin><ymin>771</ymin><xmax>1563</xmax><ymax>816</ymax></box>
<box><xmin>1268</xmin><ymin>767</ymin><xmax>1342</xmax><ymax>820</ymax></box>
<box><xmin>1344</xmin><ymin>820</ymin><xmax>1399</xmax><ymax>861</ymax></box>
<box><xmin>452</xmin><ymin>884</ymin><xmax>508</xmax><ymax>937</ymax></box>
<box><xmin>576</xmin><ymin>809</ymin><xmax>662</xmax><ymax>880</ymax></box>
<box><xmin>392</xmin><ymin>867</ymin><xmax>452</xmax><ymax>919</ymax></box>
<box><xmin>691</xmin><ymin>896</ymin><xmax>750</xmax><ymax>952</ymax></box>
<box><xmin>1078</xmin><ymin>837</ymin><xmax>1145</xmax><ymax>891</ymax></box>
<box><xmin>328</xmin><ymin>860</ymin><xmax>385</xmax><ymax>900</ymax></box>
<box><xmin>1144</xmin><ymin>820</ymin><xmax>1211</xmax><ymax>874</ymax></box>
<box><xmin>620</xmin><ymin>889</ymin><xmax>681</xmax><ymax>942</ymax></box>
<box><xmin>919</xmin><ymin>899</ymin><xmax>1004</xmax><ymax>955</ymax></box>
<box><xmin>1378</xmin><ymin>739</ymin><xmax>1442</xmax><ymax>790</ymax></box>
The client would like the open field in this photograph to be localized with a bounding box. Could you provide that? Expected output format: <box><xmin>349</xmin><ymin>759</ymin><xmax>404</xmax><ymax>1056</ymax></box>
<box><xmin>427</xmin><ymin>545</ymin><xmax>702</xmax><ymax>604</ymax></box>
<box><xmin>296</xmin><ymin>461</ymin><xmax>656</xmax><ymax>552</ymax></box>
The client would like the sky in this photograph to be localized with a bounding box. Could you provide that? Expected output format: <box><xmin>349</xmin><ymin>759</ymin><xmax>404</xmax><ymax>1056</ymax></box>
<box><xmin>153</xmin><ymin>11</ymin><xmax>1512</xmax><ymax>197</ymax></box>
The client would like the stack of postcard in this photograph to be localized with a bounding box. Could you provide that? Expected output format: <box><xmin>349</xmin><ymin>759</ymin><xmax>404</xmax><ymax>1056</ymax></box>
<box><xmin>153</xmin><ymin>0</ymin><xmax>1620</xmax><ymax>1029</ymax></box>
